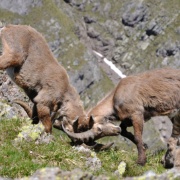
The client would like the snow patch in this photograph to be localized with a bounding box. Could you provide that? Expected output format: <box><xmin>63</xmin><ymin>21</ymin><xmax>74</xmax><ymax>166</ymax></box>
<box><xmin>93</xmin><ymin>51</ymin><xmax>126</xmax><ymax>78</ymax></box>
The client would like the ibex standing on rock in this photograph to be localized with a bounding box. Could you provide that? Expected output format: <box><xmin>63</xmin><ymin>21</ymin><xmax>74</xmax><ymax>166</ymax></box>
<box><xmin>63</xmin><ymin>68</ymin><xmax>180</xmax><ymax>165</ymax></box>
<box><xmin>0</xmin><ymin>24</ymin><xmax>86</xmax><ymax>133</ymax></box>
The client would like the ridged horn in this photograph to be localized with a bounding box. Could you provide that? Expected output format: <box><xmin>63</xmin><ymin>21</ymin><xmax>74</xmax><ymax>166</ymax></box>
<box><xmin>62</xmin><ymin>119</ymin><xmax>98</xmax><ymax>143</ymax></box>
<box><xmin>13</xmin><ymin>99</ymin><xmax>32</xmax><ymax>118</ymax></box>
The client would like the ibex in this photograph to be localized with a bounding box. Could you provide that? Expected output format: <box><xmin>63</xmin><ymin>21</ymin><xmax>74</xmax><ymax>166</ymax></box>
<box><xmin>0</xmin><ymin>24</ymin><xmax>86</xmax><ymax>133</ymax></box>
<box><xmin>62</xmin><ymin>68</ymin><xmax>180</xmax><ymax>165</ymax></box>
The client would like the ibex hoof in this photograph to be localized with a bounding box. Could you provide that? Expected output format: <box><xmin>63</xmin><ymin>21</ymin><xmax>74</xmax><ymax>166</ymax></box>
<box><xmin>32</xmin><ymin>119</ymin><xmax>39</xmax><ymax>124</ymax></box>
<box><xmin>137</xmin><ymin>158</ymin><xmax>146</xmax><ymax>166</ymax></box>
<box><xmin>143</xmin><ymin>143</ymin><xmax>148</xmax><ymax>150</ymax></box>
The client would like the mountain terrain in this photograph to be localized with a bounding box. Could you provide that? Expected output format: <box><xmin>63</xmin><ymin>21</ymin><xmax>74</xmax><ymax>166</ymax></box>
<box><xmin>0</xmin><ymin>0</ymin><xmax>179</xmax><ymax>179</ymax></box>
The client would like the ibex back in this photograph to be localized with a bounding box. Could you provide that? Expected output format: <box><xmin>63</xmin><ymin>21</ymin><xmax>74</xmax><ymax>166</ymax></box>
<box><xmin>0</xmin><ymin>24</ymin><xmax>86</xmax><ymax>133</ymax></box>
<box><xmin>63</xmin><ymin>68</ymin><xmax>180</xmax><ymax>165</ymax></box>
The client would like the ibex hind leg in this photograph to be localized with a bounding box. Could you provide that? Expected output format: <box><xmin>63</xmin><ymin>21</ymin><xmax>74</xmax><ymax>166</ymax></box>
<box><xmin>131</xmin><ymin>114</ymin><xmax>146</xmax><ymax>166</ymax></box>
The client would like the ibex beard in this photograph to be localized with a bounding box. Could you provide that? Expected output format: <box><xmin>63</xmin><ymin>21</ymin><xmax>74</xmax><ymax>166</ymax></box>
<box><xmin>0</xmin><ymin>24</ymin><xmax>86</xmax><ymax>133</ymax></box>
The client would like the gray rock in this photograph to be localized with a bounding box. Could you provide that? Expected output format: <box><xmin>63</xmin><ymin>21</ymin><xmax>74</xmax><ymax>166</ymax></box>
<box><xmin>103</xmin><ymin>2</ymin><xmax>111</xmax><ymax>16</ymax></box>
<box><xmin>73</xmin><ymin>146</ymin><xmax>102</xmax><ymax>172</ymax></box>
<box><xmin>0</xmin><ymin>71</ymin><xmax>30</xmax><ymax>118</ymax></box>
<box><xmin>84</xmin><ymin>16</ymin><xmax>96</xmax><ymax>24</ymax></box>
<box><xmin>156</xmin><ymin>41</ymin><xmax>180</xmax><ymax>58</ymax></box>
<box><xmin>87</xmin><ymin>26</ymin><xmax>100</xmax><ymax>39</ymax></box>
<box><xmin>86</xmin><ymin>156</ymin><xmax>102</xmax><ymax>172</ymax></box>
<box><xmin>152</xmin><ymin>116</ymin><xmax>172</xmax><ymax>143</ymax></box>
<box><xmin>0</xmin><ymin>102</ymin><xmax>17</xmax><ymax>119</ymax></box>
<box><xmin>176</xmin><ymin>26</ymin><xmax>180</xmax><ymax>35</ymax></box>
<box><xmin>69</xmin><ymin>51</ymin><xmax>102</xmax><ymax>94</ymax></box>
<box><xmin>143</xmin><ymin>119</ymin><xmax>167</xmax><ymax>152</ymax></box>
<box><xmin>18</xmin><ymin>167</ymin><xmax>108</xmax><ymax>180</ymax></box>
<box><xmin>122</xmin><ymin>2</ymin><xmax>148</xmax><ymax>27</ymax></box>
<box><xmin>0</xmin><ymin>178</ymin><xmax>12</xmax><ymax>180</ymax></box>
<box><xmin>0</xmin><ymin>0</ymin><xmax>42</xmax><ymax>15</ymax></box>
<box><xmin>124</xmin><ymin>168</ymin><xmax>180</xmax><ymax>180</ymax></box>
<box><xmin>146</xmin><ymin>19</ymin><xmax>164</xmax><ymax>36</ymax></box>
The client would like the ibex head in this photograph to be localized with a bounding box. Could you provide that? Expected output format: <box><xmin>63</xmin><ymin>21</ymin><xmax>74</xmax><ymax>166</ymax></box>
<box><xmin>62</xmin><ymin>115</ymin><xmax>121</xmax><ymax>143</ymax></box>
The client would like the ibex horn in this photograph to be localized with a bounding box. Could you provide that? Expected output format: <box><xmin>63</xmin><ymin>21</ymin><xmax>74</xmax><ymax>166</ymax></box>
<box><xmin>13</xmin><ymin>99</ymin><xmax>32</xmax><ymax>118</ymax></box>
<box><xmin>62</xmin><ymin>119</ymin><xmax>96</xmax><ymax>143</ymax></box>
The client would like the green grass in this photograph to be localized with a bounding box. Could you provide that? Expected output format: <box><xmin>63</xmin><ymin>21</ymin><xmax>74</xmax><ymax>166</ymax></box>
<box><xmin>0</xmin><ymin>118</ymin><xmax>83</xmax><ymax>178</ymax></box>
<box><xmin>97</xmin><ymin>149</ymin><xmax>165</xmax><ymax>177</ymax></box>
<box><xmin>0</xmin><ymin>118</ymin><xmax>166</xmax><ymax>179</ymax></box>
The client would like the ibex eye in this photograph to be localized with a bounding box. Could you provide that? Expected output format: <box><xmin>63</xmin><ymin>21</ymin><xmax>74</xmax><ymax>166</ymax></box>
<box><xmin>97</xmin><ymin>127</ymin><xmax>102</xmax><ymax>133</ymax></box>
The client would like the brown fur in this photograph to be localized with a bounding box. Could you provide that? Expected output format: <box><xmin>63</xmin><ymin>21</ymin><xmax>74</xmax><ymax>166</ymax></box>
<box><xmin>76</xmin><ymin>68</ymin><xmax>180</xmax><ymax>165</ymax></box>
<box><xmin>0</xmin><ymin>24</ymin><xmax>86</xmax><ymax>133</ymax></box>
<box><xmin>162</xmin><ymin>137</ymin><xmax>180</xmax><ymax>169</ymax></box>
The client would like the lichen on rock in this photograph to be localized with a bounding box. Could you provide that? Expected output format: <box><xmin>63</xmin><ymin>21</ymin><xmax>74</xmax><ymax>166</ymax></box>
<box><xmin>13</xmin><ymin>120</ymin><xmax>54</xmax><ymax>145</ymax></box>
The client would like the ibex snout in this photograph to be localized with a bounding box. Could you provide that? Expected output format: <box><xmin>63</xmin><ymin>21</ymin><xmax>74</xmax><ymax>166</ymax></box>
<box><xmin>93</xmin><ymin>121</ymin><xmax>121</xmax><ymax>138</ymax></box>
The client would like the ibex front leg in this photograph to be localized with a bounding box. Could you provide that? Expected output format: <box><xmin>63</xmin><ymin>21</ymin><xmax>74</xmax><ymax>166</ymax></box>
<box><xmin>36</xmin><ymin>103</ymin><xmax>52</xmax><ymax>133</ymax></box>
<box><xmin>34</xmin><ymin>91</ymin><xmax>52</xmax><ymax>133</ymax></box>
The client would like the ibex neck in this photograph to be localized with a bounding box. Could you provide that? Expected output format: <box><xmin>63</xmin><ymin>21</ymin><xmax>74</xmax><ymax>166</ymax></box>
<box><xmin>88</xmin><ymin>90</ymin><xmax>115</xmax><ymax>122</ymax></box>
<box><xmin>62</xmin><ymin>85</ymin><xmax>86</xmax><ymax>120</ymax></box>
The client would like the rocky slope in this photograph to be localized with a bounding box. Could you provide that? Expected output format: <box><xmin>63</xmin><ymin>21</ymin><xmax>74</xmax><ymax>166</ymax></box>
<box><xmin>1</xmin><ymin>167</ymin><xmax>179</xmax><ymax>180</ymax></box>
<box><xmin>0</xmin><ymin>0</ymin><xmax>179</xmax><ymax>104</ymax></box>
<box><xmin>61</xmin><ymin>0</ymin><xmax>180</xmax><ymax>74</ymax></box>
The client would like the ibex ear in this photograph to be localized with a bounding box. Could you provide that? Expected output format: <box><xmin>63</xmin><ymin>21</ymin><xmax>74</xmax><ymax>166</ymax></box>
<box><xmin>72</xmin><ymin>116</ymin><xmax>79</xmax><ymax>133</ymax></box>
<box><xmin>89</xmin><ymin>115</ymin><xmax>95</xmax><ymax>128</ymax></box>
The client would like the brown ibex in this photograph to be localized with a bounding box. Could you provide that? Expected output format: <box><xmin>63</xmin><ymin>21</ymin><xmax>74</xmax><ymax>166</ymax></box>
<box><xmin>62</xmin><ymin>68</ymin><xmax>180</xmax><ymax>165</ymax></box>
<box><xmin>0</xmin><ymin>24</ymin><xmax>86</xmax><ymax>133</ymax></box>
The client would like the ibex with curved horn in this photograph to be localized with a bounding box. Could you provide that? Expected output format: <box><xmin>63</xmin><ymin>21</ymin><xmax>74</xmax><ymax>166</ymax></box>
<box><xmin>0</xmin><ymin>24</ymin><xmax>86</xmax><ymax>133</ymax></box>
<box><xmin>13</xmin><ymin>99</ymin><xmax>82</xmax><ymax>132</ymax></box>
<box><xmin>63</xmin><ymin>68</ymin><xmax>180</xmax><ymax>166</ymax></box>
